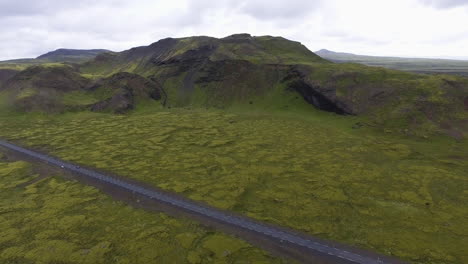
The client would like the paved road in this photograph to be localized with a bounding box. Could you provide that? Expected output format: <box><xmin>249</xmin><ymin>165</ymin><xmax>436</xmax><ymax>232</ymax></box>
<box><xmin>0</xmin><ymin>139</ymin><xmax>397</xmax><ymax>264</ymax></box>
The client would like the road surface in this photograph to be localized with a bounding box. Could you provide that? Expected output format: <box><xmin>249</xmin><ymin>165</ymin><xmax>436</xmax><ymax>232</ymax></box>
<box><xmin>0</xmin><ymin>139</ymin><xmax>404</xmax><ymax>264</ymax></box>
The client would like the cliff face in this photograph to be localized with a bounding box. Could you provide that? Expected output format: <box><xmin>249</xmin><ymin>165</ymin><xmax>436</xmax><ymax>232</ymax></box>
<box><xmin>0</xmin><ymin>69</ymin><xmax>18</xmax><ymax>87</ymax></box>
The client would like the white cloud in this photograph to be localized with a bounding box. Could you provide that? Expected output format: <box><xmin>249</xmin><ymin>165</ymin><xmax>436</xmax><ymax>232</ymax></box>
<box><xmin>0</xmin><ymin>0</ymin><xmax>467</xmax><ymax>60</ymax></box>
<box><xmin>419</xmin><ymin>0</ymin><xmax>468</xmax><ymax>8</ymax></box>
<box><xmin>237</xmin><ymin>0</ymin><xmax>323</xmax><ymax>20</ymax></box>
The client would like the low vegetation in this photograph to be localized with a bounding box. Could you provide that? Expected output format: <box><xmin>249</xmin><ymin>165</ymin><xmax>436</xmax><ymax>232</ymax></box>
<box><xmin>0</xmin><ymin>34</ymin><xmax>466</xmax><ymax>264</ymax></box>
<box><xmin>316</xmin><ymin>49</ymin><xmax>468</xmax><ymax>76</ymax></box>
<box><xmin>0</xmin><ymin>108</ymin><xmax>466</xmax><ymax>264</ymax></box>
<box><xmin>0</xmin><ymin>156</ymin><xmax>288</xmax><ymax>263</ymax></box>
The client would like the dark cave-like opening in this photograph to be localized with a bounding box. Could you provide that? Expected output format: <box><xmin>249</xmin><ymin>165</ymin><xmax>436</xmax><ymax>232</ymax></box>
<box><xmin>288</xmin><ymin>80</ymin><xmax>350</xmax><ymax>115</ymax></box>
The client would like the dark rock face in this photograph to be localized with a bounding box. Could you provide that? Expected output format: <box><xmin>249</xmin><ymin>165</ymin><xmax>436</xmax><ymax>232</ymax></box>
<box><xmin>154</xmin><ymin>44</ymin><xmax>217</xmax><ymax>66</ymax></box>
<box><xmin>283</xmin><ymin>67</ymin><xmax>352</xmax><ymax>115</ymax></box>
<box><xmin>89</xmin><ymin>72</ymin><xmax>162</xmax><ymax>99</ymax></box>
<box><xmin>94</xmin><ymin>52</ymin><xmax>117</xmax><ymax>62</ymax></box>
<box><xmin>287</xmin><ymin>79</ymin><xmax>350</xmax><ymax>115</ymax></box>
<box><xmin>224</xmin><ymin>33</ymin><xmax>252</xmax><ymax>39</ymax></box>
<box><xmin>89</xmin><ymin>72</ymin><xmax>163</xmax><ymax>113</ymax></box>
<box><xmin>4</xmin><ymin>66</ymin><xmax>89</xmax><ymax>92</ymax></box>
<box><xmin>0</xmin><ymin>69</ymin><xmax>18</xmax><ymax>87</ymax></box>
<box><xmin>91</xmin><ymin>89</ymin><xmax>134</xmax><ymax>113</ymax></box>
<box><xmin>78</xmin><ymin>34</ymin><xmax>329</xmax><ymax>109</ymax></box>
<box><xmin>124</xmin><ymin>38</ymin><xmax>179</xmax><ymax>62</ymax></box>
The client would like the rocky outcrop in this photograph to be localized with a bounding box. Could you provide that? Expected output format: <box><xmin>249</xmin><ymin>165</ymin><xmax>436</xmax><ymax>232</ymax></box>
<box><xmin>89</xmin><ymin>72</ymin><xmax>163</xmax><ymax>113</ymax></box>
<box><xmin>0</xmin><ymin>69</ymin><xmax>18</xmax><ymax>87</ymax></box>
<box><xmin>3</xmin><ymin>65</ymin><xmax>89</xmax><ymax>92</ymax></box>
<box><xmin>1</xmin><ymin>66</ymin><xmax>91</xmax><ymax>113</ymax></box>
<box><xmin>91</xmin><ymin>88</ymin><xmax>134</xmax><ymax>113</ymax></box>
<box><xmin>282</xmin><ymin>66</ymin><xmax>352</xmax><ymax>115</ymax></box>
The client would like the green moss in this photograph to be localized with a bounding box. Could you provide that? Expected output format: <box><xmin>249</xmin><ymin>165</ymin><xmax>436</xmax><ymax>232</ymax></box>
<box><xmin>176</xmin><ymin>233</ymin><xmax>199</xmax><ymax>249</ymax></box>
<box><xmin>202</xmin><ymin>234</ymin><xmax>247</xmax><ymax>258</ymax></box>
<box><xmin>0</xmin><ymin>158</ymin><xmax>289</xmax><ymax>264</ymax></box>
<box><xmin>0</xmin><ymin>107</ymin><xmax>466</xmax><ymax>264</ymax></box>
<box><xmin>62</xmin><ymin>91</ymin><xmax>100</xmax><ymax>106</ymax></box>
<box><xmin>16</xmin><ymin>88</ymin><xmax>38</xmax><ymax>100</ymax></box>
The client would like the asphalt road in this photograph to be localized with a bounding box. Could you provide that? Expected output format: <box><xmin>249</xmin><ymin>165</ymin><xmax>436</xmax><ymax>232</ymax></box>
<box><xmin>0</xmin><ymin>139</ymin><xmax>401</xmax><ymax>264</ymax></box>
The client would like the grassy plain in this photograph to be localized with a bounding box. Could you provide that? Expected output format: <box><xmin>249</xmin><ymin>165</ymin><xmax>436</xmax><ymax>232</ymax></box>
<box><xmin>0</xmin><ymin>107</ymin><xmax>466</xmax><ymax>264</ymax></box>
<box><xmin>0</xmin><ymin>155</ymin><xmax>289</xmax><ymax>264</ymax></box>
<box><xmin>317</xmin><ymin>51</ymin><xmax>468</xmax><ymax>76</ymax></box>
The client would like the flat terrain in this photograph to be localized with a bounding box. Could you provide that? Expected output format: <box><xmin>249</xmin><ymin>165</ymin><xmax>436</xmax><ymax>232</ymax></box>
<box><xmin>316</xmin><ymin>49</ymin><xmax>468</xmax><ymax>76</ymax></box>
<box><xmin>0</xmin><ymin>152</ymin><xmax>289</xmax><ymax>264</ymax></box>
<box><xmin>0</xmin><ymin>109</ymin><xmax>466</xmax><ymax>264</ymax></box>
<box><xmin>1</xmin><ymin>139</ymin><xmax>402</xmax><ymax>264</ymax></box>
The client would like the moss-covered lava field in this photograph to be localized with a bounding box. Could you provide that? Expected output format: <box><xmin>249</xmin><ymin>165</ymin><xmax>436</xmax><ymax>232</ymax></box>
<box><xmin>1</xmin><ymin>108</ymin><xmax>466</xmax><ymax>264</ymax></box>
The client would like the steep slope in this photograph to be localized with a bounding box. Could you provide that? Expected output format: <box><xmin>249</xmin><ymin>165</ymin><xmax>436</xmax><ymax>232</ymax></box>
<box><xmin>80</xmin><ymin>34</ymin><xmax>328</xmax><ymax>108</ymax></box>
<box><xmin>80</xmin><ymin>34</ymin><xmax>468</xmax><ymax>138</ymax></box>
<box><xmin>88</xmin><ymin>72</ymin><xmax>163</xmax><ymax>113</ymax></box>
<box><xmin>1</xmin><ymin>65</ymin><xmax>91</xmax><ymax>112</ymax></box>
<box><xmin>80</xmin><ymin>34</ymin><xmax>325</xmax><ymax>76</ymax></box>
<box><xmin>0</xmin><ymin>69</ymin><xmax>18</xmax><ymax>86</ymax></box>
<box><xmin>3</xmin><ymin>34</ymin><xmax>467</xmax><ymax>139</ymax></box>
<box><xmin>285</xmin><ymin>63</ymin><xmax>468</xmax><ymax>139</ymax></box>
<box><xmin>0</xmin><ymin>65</ymin><xmax>162</xmax><ymax>113</ymax></box>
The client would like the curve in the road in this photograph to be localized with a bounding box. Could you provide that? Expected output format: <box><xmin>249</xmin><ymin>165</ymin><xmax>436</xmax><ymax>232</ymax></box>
<box><xmin>0</xmin><ymin>139</ymin><xmax>394</xmax><ymax>264</ymax></box>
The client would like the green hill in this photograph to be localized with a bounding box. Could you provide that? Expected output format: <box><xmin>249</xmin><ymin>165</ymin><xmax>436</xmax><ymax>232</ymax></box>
<box><xmin>0</xmin><ymin>65</ymin><xmax>162</xmax><ymax>113</ymax></box>
<box><xmin>1</xmin><ymin>34</ymin><xmax>467</xmax><ymax>139</ymax></box>
<box><xmin>0</xmin><ymin>49</ymin><xmax>112</xmax><ymax>71</ymax></box>
<box><xmin>36</xmin><ymin>48</ymin><xmax>111</xmax><ymax>62</ymax></box>
<box><xmin>1</xmin><ymin>34</ymin><xmax>467</xmax><ymax>264</ymax></box>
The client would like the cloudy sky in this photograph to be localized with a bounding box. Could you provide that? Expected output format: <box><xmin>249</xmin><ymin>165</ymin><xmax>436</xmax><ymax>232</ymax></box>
<box><xmin>1</xmin><ymin>0</ymin><xmax>468</xmax><ymax>60</ymax></box>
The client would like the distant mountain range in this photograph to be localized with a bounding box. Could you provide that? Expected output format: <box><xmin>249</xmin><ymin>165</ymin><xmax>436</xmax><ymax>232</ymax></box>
<box><xmin>315</xmin><ymin>49</ymin><xmax>468</xmax><ymax>76</ymax></box>
<box><xmin>0</xmin><ymin>49</ymin><xmax>112</xmax><ymax>65</ymax></box>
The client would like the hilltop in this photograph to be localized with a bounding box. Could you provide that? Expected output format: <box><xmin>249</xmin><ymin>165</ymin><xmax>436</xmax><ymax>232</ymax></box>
<box><xmin>0</xmin><ymin>48</ymin><xmax>111</xmax><ymax>69</ymax></box>
<box><xmin>36</xmin><ymin>48</ymin><xmax>111</xmax><ymax>62</ymax></box>
<box><xmin>0</xmin><ymin>34</ymin><xmax>467</xmax><ymax>139</ymax></box>
<box><xmin>0</xmin><ymin>34</ymin><xmax>467</xmax><ymax>264</ymax></box>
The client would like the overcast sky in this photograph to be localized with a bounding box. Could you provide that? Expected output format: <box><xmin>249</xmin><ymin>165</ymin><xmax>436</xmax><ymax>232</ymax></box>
<box><xmin>1</xmin><ymin>0</ymin><xmax>468</xmax><ymax>60</ymax></box>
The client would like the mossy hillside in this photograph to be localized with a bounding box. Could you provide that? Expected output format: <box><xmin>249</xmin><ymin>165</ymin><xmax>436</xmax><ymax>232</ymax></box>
<box><xmin>2</xmin><ymin>64</ymin><xmax>89</xmax><ymax>92</ymax></box>
<box><xmin>36</xmin><ymin>49</ymin><xmax>111</xmax><ymax>63</ymax></box>
<box><xmin>77</xmin><ymin>35</ymin><xmax>468</xmax><ymax>138</ymax></box>
<box><xmin>298</xmin><ymin>63</ymin><xmax>468</xmax><ymax>138</ymax></box>
<box><xmin>0</xmin><ymin>65</ymin><xmax>94</xmax><ymax>112</ymax></box>
<box><xmin>0</xmin><ymin>63</ymin><xmax>31</xmax><ymax>71</ymax></box>
<box><xmin>0</xmin><ymin>109</ymin><xmax>466</xmax><ymax>264</ymax></box>
<box><xmin>84</xmin><ymin>72</ymin><xmax>164</xmax><ymax>113</ymax></box>
<box><xmin>4</xmin><ymin>35</ymin><xmax>466</xmax><ymax>138</ymax></box>
<box><xmin>0</xmin><ymin>66</ymin><xmax>165</xmax><ymax>114</ymax></box>
<box><xmin>252</xmin><ymin>36</ymin><xmax>325</xmax><ymax>64</ymax></box>
<box><xmin>79</xmin><ymin>34</ymin><xmax>325</xmax><ymax>78</ymax></box>
<box><xmin>62</xmin><ymin>91</ymin><xmax>102</xmax><ymax>106</ymax></box>
<box><xmin>0</xmin><ymin>69</ymin><xmax>19</xmax><ymax>87</ymax></box>
<box><xmin>177</xmin><ymin>35</ymin><xmax>324</xmax><ymax>65</ymax></box>
<box><xmin>0</xmin><ymin>49</ymin><xmax>109</xmax><ymax>72</ymax></box>
<box><xmin>0</xmin><ymin>157</ymin><xmax>289</xmax><ymax>264</ymax></box>
<box><xmin>0</xmin><ymin>62</ymin><xmax>69</xmax><ymax>72</ymax></box>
